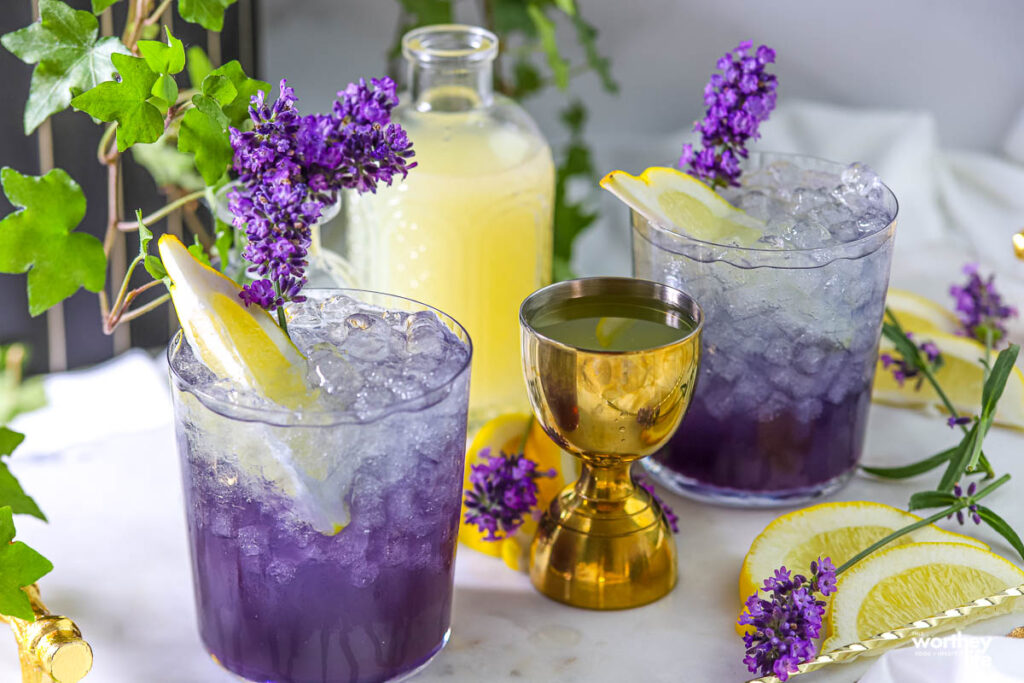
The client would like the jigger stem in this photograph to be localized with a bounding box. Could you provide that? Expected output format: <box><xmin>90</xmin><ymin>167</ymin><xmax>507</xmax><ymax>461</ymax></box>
<box><xmin>574</xmin><ymin>461</ymin><xmax>635</xmax><ymax>504</ymax></box>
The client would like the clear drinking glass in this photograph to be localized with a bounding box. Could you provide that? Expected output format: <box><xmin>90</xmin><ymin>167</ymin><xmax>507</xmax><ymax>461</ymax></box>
<box><xmin>345</xmin><ymin>24</ymin><xmax>554</xmax><ymax>428</ymax></box>
<box><xmin>632</xmin><ymin>153</ymin><xmax>898</xmax><ymax>506</ymax></box>
<box><xmin>169</xmin><ymin>290</ymin><xmax>472</xmax><ymax>682</ymax></box>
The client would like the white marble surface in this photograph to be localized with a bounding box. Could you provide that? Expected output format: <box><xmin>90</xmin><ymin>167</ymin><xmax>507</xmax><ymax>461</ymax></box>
<box><xmin>2</xmin><ymin>361</ymin><xmax>1023</xmax><ymax>682</ymax></box>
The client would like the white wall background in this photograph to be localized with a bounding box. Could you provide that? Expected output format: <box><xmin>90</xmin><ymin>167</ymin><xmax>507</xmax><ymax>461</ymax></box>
<box><xmin>261</xmin><ymin>0</ymin><xmax>1024</xmax><ymax>153</ymax></box>
<box><xmin>260</xmin><ymin>0</ymin><xmax>1024</xmax><ymax>284</ymax></box>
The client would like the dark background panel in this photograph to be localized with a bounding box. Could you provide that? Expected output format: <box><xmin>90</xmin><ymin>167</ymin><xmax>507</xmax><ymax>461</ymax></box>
<box><xmin>0</xmin><ymin>0</ymin><xmax>259</xmax><ymax>373</ymax></box>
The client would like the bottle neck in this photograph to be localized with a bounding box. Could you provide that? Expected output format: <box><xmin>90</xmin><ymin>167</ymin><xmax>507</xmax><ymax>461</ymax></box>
<box><xmin>408</xmin><ymin>59</ymin><xmax>493</xmax><ymax>112</ymax></box>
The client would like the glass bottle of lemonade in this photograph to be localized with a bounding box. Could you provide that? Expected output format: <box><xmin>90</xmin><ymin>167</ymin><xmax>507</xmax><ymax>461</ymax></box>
<box><xmin>346</xmin><ymin>24</ymin><xmax>554</xmax><ymax>427</ymax></box>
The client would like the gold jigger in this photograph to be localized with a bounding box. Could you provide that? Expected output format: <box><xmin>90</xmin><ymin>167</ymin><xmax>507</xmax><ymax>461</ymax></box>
<box><xmin>519</xmin><ymin>277</ymin><xmax>703</xmax><ymax>609</ymax></box>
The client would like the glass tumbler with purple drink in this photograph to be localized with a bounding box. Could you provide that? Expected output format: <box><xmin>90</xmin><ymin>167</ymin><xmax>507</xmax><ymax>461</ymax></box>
<box><xmin>632</xmin><ymin>153</ymin><xmax>898</xmax><ymax>506</ymax></box>
<box><xmin>169</xmin><ymin>289</ymin><xmax>471</xmax><ymax>682</ymax></box>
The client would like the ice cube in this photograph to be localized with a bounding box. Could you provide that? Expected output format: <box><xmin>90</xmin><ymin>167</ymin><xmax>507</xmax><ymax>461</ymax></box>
<box><xmin>266</xmin><ymin>559</ymin><xmax>296</xmax><ymax>584</ymax></box>
<box><xmin>209</xmin><ymin>511</ymin><xmax>235</xmax><ymax>538</ymax></box>
<box><xmin>348</xmin><ymin>562</ymin><xmax>379</xmax><ymax>588</ymax></box>
<box><xmin>238</xmin><ymin>525</ymin><xmax>268</xmax><ymax>556</ymax></box>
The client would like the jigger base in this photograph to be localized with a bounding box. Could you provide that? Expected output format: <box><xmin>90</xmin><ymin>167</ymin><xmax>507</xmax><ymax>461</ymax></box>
<box><xmin>529</xmin><ymin>484</ymin><xmax>677</xmax><ymax>610</ymax></box>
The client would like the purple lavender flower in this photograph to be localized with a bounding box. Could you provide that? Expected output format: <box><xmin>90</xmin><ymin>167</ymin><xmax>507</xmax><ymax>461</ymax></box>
<box><xmin>679</xmin><ymin>41</ymin><xmax>777</xmax><ymax>188</ymax></box>
<box><xmin>950</xmin><ymin>263</ymin><xmax>1018</xmax><ymax>345</ymax></box>
<box><xmin>229</xmin><ymin>77</ymin><xmax>416</xmax><ymax>312</ymax></box>
<box><xmin>947</xmin><ymin>415</ymin><xmax>972</xmax><ymax>429</ymax></box>
<box><xmin>463</xmin><ymin>449</ymin><xmax>556</xmax><ymax>541</ymax></box>
<box><xmin>633</xmin><ymin>470</ymin><xmax>679</xmax><ymax>533</ymax></box>
<box><xmin>949</xmin><ymin>481</ymin><xmax>982</xmax><ymax>525</ymax></box>
<box><xmin>739</xmin><ymin>557</ymin><xmax>837</xmax><ymax>681</ymax></box>
<box><xmin>880</xmin><ymin>332</ymin><xmax>942</xmax><ymax>388</ymax></box>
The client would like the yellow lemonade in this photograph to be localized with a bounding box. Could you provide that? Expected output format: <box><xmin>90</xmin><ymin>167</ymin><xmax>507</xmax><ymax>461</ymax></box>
<box><xmin>347</xmin><ymin>108</ymin><xmax>554</xmax><ymax>425</ymax></box>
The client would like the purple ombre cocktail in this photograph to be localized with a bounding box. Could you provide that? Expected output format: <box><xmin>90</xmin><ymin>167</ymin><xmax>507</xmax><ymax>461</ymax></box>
<box><xmin>633</xmin><ymin>154</ymin><xmax>897</xmax><ymax>506</ymax></box>
<box><xmin>170</xmin><ymin>290</ymin><xmax>471</xmax><ymax>682</ymax></box>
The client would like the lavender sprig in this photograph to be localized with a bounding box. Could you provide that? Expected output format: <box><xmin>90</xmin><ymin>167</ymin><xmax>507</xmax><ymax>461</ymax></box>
<box><xmin>879</xmin><ymin>331</ymin><xmax>942</xmax><ymax>388</ymax></box>
<box><xmin>740</xmin><ymin>558</ymin><xmax>837</xmax><ymax>681</ymax></box>
<box><xmin>463</xmin><ymin>449</ymin><xmax>556</xmax><ymax>541</ymax></box>
<box><xmin>679</xmin><ymin>41</ymin><xmax>777</xmax><ymax>188</ymax></box>
<box><xmin>950</xmin><ymin>263</ymin><xmax>1018</xmax><ymax>345</ymax></box>
<box><xmin>228</xmin><ymin>77</ymin><xmax>416</xmax><ymax>314</ymax></box>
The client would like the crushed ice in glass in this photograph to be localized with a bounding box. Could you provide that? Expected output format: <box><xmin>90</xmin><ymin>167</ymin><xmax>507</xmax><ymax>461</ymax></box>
<box><xmin>179</xmin><ymin>292</ymin><xmax>470</xmax><ymax>420</ymax></box>
<box><xmin>723</xmin><ymin>161</ymin><xmax>895</xmax><ymax>250</ymax></box>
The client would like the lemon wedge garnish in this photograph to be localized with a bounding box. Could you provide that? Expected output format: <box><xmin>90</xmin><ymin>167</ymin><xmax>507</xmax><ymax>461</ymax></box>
<box><xmin>873</xmin><ymin>329</ymin><xmax>1024</xmax><ymax>429</ymax></box>
<box><xmin>159</xmin><ymin>234</ymin><xmax>307</xmax><ymax>405</ymax></box>
<box><xmin>459</xmin><ymin>413</ymin><xmax>575</xmax><ymax>567</ymax></box>
<box><xmin>739</xmin><ymin>501</ymin><xmax>988</xmax><ymax>609</ymax></box>
<box><xmin>600</xmin><ymin>166</ymin><xmax>762</xmax><ymax>246</ymax></box>
<box><xmin>884</xmin><ymin>289</ymin><xmax>961</xmax><ymax>336</ymax></box>
<box><xmin>823</xmin><ymin>542</ymin><xmax>1024</xmax><ymax>652</ymax></box>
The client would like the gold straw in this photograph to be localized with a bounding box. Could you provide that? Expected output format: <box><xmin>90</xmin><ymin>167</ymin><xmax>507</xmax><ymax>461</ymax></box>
<box><xmin>745</xmin><ymin>583</ymin><xmax>1024</xmax><ymax>682</ymax></box>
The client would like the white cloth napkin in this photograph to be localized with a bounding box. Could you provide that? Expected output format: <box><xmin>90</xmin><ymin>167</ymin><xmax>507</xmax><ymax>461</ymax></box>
<box><xmin>8</xmin><ymin>349</ymin><xmax>171</xmax><ymax>459</ymax></box>
<box><xmin>859</xmin><ymin>634</ymin><xmax>1024</xmax><ymax>682</ymax></box>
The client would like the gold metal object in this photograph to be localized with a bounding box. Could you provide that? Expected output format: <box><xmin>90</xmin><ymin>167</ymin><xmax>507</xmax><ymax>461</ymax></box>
<box><xmin>746</xmin><ymin>582</ymin><xmax>1024</xmax><ymax>682</ymax></box>
<box><xmin>1013</xmin><ymin>230</ymin><xmax>1024</xmax><ymax>260</ymax></box>
<box><xmin>0</xmin><ymin>584</ymin><xmax>93</xmax><ymax>683</ymax></box>
<box><xmin>519</xmin><ymin>277</ymin><xmax>703</xmax><ymax>610</ymax></box>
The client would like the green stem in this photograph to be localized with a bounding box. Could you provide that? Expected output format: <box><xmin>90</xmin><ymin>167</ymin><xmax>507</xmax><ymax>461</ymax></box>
<box><xmin>276</xmin><ymin>307</ymin><xmax>290</xmax><ymax>339</ymax></box>
<box><xmin>120</xmin><ymin>189</ymin><xmax>206</xmax><ymax>230</ymax></box>
<box><xmin>116</xmin><ymin>293</ymin><xmax>170</xmax><ymax>325</ymax></box>
<box><xmin>885</xmin><ymin>308</ymin><xmax>995</xmax><ymax>478</ymax></box>
<box><xmin>96</xmin><ymin>123</ymin><xmax>118</xmax><ymax>163</ymax></box>
<box><xmin>143</xmin><ymin>0</ymin><xmax>173</xmax><ymax>25</ymax></box>
<box><xmin>836</xmin><ymin>473</ymin><xmax>1011</xmax><ymax>576</ymax></box>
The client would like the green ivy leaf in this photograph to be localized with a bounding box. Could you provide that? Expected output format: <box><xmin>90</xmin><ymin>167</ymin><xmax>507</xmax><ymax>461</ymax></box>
<box><xmin>1</xmin><ymin>0</ymin><xmax>130</xmax><ymax>134</ymax></box>
<box><xmin>205</xmin><ymin>61</ymin><xmax>269</xmax><ymax>127</ymax></box>
<box><xmin>527</xmin><ymin>4</ymin><xmax>570</xmax><ymax>90</ymax></box>
<box><xmin>187</xmin><ymin>236</ymin><xmax>213</xmax><ymax>267</ymax></box>
<box><xmin>136</xmin><ymin>210</ymin><xmax>153</xmax><ymax>258</ymax></box>
<box><xmin>552</xmin><ymin>102</ymin><xmax>597</xmax><ymax>281</ymax></box>
<box><xmin>178</xmin><ymin>93</ymin><xmax>232</xmax><ymax>185</ymax></box>
<box><xmin>214</xmin><ymin>218</ymin><xmax>233</xmax><ymax>272</ymax></box>
<box><xmin>0</xmin><ymin>168</ymin><xmax>105</xmax><ymax>317</ymax></box>
<box><xmin>0</xmin><ymin>429</ymin><xmax>45</xmax><ymax>522</ymax></box>
<box><xmin>138</xmin><ymin>26</ymin><xmax>185</xmax><ymax>75</ymax></box>
<box><xmin>178</xmin><ymin>0</ymin><xmax>238</xmax><ymax>31</ymax></box>
<box><xmin>397</xmin><ymin>0</ymin><xmax>453</xmax><ymax>24</ymax></box>
<box><xmin>564</xmin><ymin>5</ymin><xmax>618</xmax><ymax>94</ymax></box>
<box><xmin>186</xmin><ymin>46</ymin><xmax>214</xmax><ymax>89</ymax></box>
<box><xmin>0</xmin><ymin>429</ymin><xmax>24</xmax><ymax>457</ymax></box>
<box><xmin>202</xmin><ymin>75</ymin><xmax>237</xmax><ymax>106</ymax></box>
<box><xmin>91</xmin><ymin>0</ymin><xmax>121</xmax><ymax>12</ymax></box>
<box><xmin>151</xmin><ymin>73</ymin><xmax>179</xmax><ymax>105</ymax></box>
<box><xmin>71</xmin><ymin>53</ymin><xmax>165</xmax><ymax>152</ymax></box>
<box><xmin>144</xmin><ymin>255</ymin><xmax>168</xmax><ymax>281</ymax></box>
<box><xmin>511</xmin><ymin>59</ymin><xmax>543</xmax><ymax>99</ymax></box>
<box><xmin>0</xmin><ymin>507</ymin><xmax>53</xmax><ymax>621</ymax></box>
<box><xmin>491</xmin><ymin>0</ymin><xmax>535</xmax><ymax>35</ymax></box>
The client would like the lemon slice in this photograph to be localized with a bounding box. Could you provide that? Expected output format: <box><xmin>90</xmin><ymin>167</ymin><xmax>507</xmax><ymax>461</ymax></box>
<box><xmin>600</xmin><ymin>166</ymin><xmax>762</xmax><ymax>246</ymax></box>
<box><xmin>884</xmin><ymin>289</ymin><xmax>961</xmax><ymax>336</ymax></box>
<box><xmin>595</xmin><ymin>317</ymin><xmax>635</xmax><ymax>349</ymax></box>
<box><xmin>873</xmin><ymin>330</ymin><xmax>1024</xmax><ymax>429</ymax></box>
<box><xmin>459</xmin><ymin>413</ymin><xmax>575</xmax><ymax>566</ymax></box>
<box><xmin>739</xmin><ymin>501</ymin><xmax>988</xmax><ymax>611</ymax></box>
<box><xmin>159</xmin><ymin>234</ymin><xmax>307</xmax><ymax>405</ymax></box>
<box><xmin>823</xmin><ymin>542</ymin><xmax>1024</xmax><ymax>652</ymax></box>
